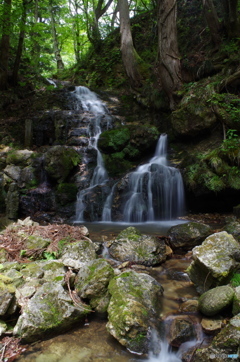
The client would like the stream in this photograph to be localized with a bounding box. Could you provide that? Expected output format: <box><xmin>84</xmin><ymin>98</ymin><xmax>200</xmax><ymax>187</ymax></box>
<box><xmin>16</xmin><ymin>222</ymin><xmax>205</xmax><ymax>362</ymax></box>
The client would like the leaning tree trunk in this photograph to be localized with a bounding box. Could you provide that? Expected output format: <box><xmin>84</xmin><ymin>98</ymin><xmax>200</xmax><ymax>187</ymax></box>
<box><xmin>202</xmin><ymin>0</ymin><xmax>221</xmax><ymax>45</ymax></box>
<box><xmin>157</xmin><ymin>0</ymin><xmax>182</xmax><ymax>110</ymax></box>
<box><xmin>119</xmin><ymin>0</ymin><xmax>142</xmax><ymax>88</ymax></box>
<box><xmin>0</xmin><ymin>0</ymin><xmax>12</xmax><ymax>90</ymax></box>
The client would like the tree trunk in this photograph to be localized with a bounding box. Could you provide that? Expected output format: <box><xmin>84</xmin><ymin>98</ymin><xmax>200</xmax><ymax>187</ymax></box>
<box><xmin>157</xmin><ymin>0</ymin><xmax>182</xmax><ymax>110</ymax></box>
<box><xmin>202</xmin><ymin>0</ymin><xmax>221</xmax><ymax>45</ymax></box>
<box><xmin>49</xmin><ymin>0</ymin><xmax>64</xmax><ymax>70</ymax></box>
<box><xmin>12</xmin><ymin>0</ymin><xmax>30</xmax><ymax>86</ymax></box>
<box><xmin>221</xmin><ymin>0</ymin><xmax>240</xmax><ymax>38</ymax></box>
<box><xmin>0</xmin><ymin>0</ymin><xmax>12</xmax><ymax>90</ymax></box>
<box><xmin>119</xmin><ymin>0</ymin><xmax>142</xmax><ymax>88</ymax></box>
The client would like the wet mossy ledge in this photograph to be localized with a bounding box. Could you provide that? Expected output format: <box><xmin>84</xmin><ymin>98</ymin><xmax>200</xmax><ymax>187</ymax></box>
<box><xmin>98</xmin><ymin>125</ymin><xmax>159</xmax><ymax>176</ymax></box>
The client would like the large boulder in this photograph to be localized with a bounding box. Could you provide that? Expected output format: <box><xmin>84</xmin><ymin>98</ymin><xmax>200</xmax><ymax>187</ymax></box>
<box><xmin>13</xmin><ymin>282</ymin><xmax>89</xmax><ymax>342</ymax></box>
<box><xmin>75</xmin><ymin>258</ymin><xmax>114</xmax><ymax>314</ymax></box>
<box><xmin>108</xmin><ymin>227</ymin><xmax>169</xmax><ymax>266</ymax></box>
<box><xmin>187</xmin><ymin>231</ymin><xmax>240</xmax><ymax>293</ymax></box>
<box><xmin>168</xmin><ymin>222</ymin><xmax>211</xmax><ymax>250</ymax></box>
<box><xmin>198</xmin><ymin>286</ymin><xmax>234</xmax><ymax>317</ymax></box>
<box><xmin>106</xmin><ymin>270</ymin><xmax>164</xmax><ymax>354</ymax></box>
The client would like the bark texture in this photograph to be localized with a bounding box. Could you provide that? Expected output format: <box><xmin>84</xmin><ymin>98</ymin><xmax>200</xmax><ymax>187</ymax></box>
<box><xmin>202</xmin><ymin>0</ymin><xmax>221</xmax><ymax>45</ymax></box>
<box><xmin>119</xmin><ymin>0</ymin><xmax>142</xmax><ymax>88</ymax></box>
<box><xmin>157</xmin><ymin>0</ymin><xmax>182</xmax><ymax>110</ymax></box>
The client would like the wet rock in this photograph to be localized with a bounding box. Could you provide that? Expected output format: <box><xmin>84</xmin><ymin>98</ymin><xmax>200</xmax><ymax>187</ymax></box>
<box><xmin>13</xmin><ymin>282</ymin><xmax>89</xmax><ymax>342</ymax></box>
<box><xmin>6</xmin><ymin>182</ymin><xmax>19</xmax><ymax>220</ymax></box>
<box><xmin>187</xmin><ymin>231</ymin><xmax>240</xmax><ymax>293</ymax></box>
<box><xmin>44</xmin><ymin>145</ymin><xmax>81</xmax><ymax>183</ymax></box>
<box><xmin>212</xmin><ymin>314</ymin><xmax>240</xmax><ymax>352</ymax></box>
<box><xmin>109</xmin><ymin>227</ymin><xmax>168</xmax><ymax>266</ymax></box>
<box><xmin>224</xmin><ymin>220</ymin><xmax>240</xmax><ymax>242</ymax></box>
<box><xmin>4</xmin><ymin>165</ymin><xmax>21</xmax><ymax>181</ymax></box>
<box><xmin>106</xmin><ymin>270</ymin><xmax>164</xmax><ymax>354</ymax></box>
<box><xmin>179</xmin><ymin>299</ymin><xmax>199</xmax><ymax>313</ymax></box>
<box><xmin>201</xmin><ymin>317</ymin><xmax>223</xmax><ymax>334</ymax></box>
<box><xmin>168</xmin><ymin>316</ymin><xmax>197</xmax><ymax>347</ymax></box>
<box><xmin>198</xmin><ymin>285</ymin><xmax>234</xmax><ymax>317</ymax></box>
<box><xmin>168</xmin><ymin>222</ymin><xmax>211</xmax><ymax>250</ymax></box>
<box><xmin>75</xmin><ymin>258</ymin><xmax>114</xmax><ymax>314</ymax></box>
<box><xmin>60</xmin><ymin>239</ymin><xmax>97</xmax><ymax>269</ymax></box>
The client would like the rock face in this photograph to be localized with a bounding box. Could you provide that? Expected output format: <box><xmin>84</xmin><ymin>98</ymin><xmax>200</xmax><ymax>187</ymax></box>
<box><xmin>168</xmin><ymin>316</ymin><xmax>197</xmax><ymax>347</ymax></box>
<box><xmin>168</xmin><ymin>221</ymin><xmax>211</xmax><ymax>250</ymax></box>
<box><xmin>106</xmin><ymin>270</ymin><xmax>164</xmax><ymax>354</ymax></box>
<box><xmin>75</xmin><ymin>258</ymin><xmax>114</xmax><ymax>314</ymax></box>
<box><xmin>187</xmin><ymin>231</ymin><xmax>240</xmax><ymax>293</ymax></box>
<box><xmin>109</xmin><ymin>227</ymin><xmax>169</xmax><ymax>266</ymax></box>
<box><xmin>198</xmin><ymin>286</ymin><xmax>234</xmax><ymax>317</ymax></box>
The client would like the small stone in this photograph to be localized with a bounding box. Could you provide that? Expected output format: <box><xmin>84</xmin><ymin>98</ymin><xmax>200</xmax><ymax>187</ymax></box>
<box><xmin>201</xmin><ymin>317</ymin><xmax>223</xmax><ymax>334</ymax></box>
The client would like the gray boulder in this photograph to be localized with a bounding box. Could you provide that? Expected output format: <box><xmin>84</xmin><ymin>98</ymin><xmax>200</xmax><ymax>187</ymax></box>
<box><xmin>198</xmin><ymin>285</ymin><xmax>234</xmax><ymax>317</ymax></box>
<box><xmin>109</xmin><ymin>227</ymin><xmax>169</xmax><ymax>266</ymax></box>
<box><xmin>187</xmin><ymin>231</ymin><xmax>240</xmax><ymax>293</ymax></box>
<box><xmin>75</xmin><ymin>258</ymin><xmax>114</xmax><ymax>314</ymax></box>
<box><xmin>13</xmin><ymin>282</ymin><xmax>89</xmax><ymax>342</ymax></box>
<box><xmin>106</xmin><ymin>270</ymin><xmax>164</xmax><ymax>354</ymax></box>
<box><xmin>60</xmin><ymin>239</ymin><xmax>97</xmax><ymax>269</ymax></box>
<box><xmin>168</xmin><ymin>221</ymin><xmax>211</xmax><ymax>250</ymax></box>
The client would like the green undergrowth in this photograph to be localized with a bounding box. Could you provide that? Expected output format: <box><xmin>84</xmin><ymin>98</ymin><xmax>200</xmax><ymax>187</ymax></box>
<box><xmin>185</xmin><ymin>130</ymin><xmax>240</xmax><ymax>193</ymax></box>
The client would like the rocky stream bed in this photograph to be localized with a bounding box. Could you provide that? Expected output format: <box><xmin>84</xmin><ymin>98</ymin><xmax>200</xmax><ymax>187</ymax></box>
<box><xmin>0</xmin><ymin>213</ymin><xmax>240</xmax><ymax>361</ymax></box>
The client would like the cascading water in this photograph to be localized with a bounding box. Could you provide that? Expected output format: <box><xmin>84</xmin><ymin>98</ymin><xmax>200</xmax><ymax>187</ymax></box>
<box><xmin>73</xmin><ymin>86</ymin><xmax>110</xmax><ymax>222</ymax></box>
<box><xmin>102</xmin><ymin>133</ymin><xmax>185</xmax><ymax>222</ymax></box>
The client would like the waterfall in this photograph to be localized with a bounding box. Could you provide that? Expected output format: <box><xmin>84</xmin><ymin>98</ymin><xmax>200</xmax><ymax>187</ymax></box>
<box><xmin>74</xmin><ymin>86</ymin><xmax>109</xmax><ymax>222</ymax></box>
<box><xmin>102</xmin><ymin>133</ymin><xmax>185</xmax><ymax>222</ymax></box>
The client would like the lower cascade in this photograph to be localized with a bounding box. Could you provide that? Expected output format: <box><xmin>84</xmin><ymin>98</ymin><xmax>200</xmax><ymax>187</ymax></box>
<box><xmin>121</xmin><ymin>133</ymin><xmax>185</xmax><ymax>222</ymax></box>
<box><xmin>73</xmin><ymin>86</ymin><xmax>185</xmax><ymax>223</ymax></box>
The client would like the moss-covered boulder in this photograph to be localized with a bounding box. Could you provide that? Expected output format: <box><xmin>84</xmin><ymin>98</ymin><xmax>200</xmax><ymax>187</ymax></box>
<box><xmin>44</xmin><ymin>146</ymin><xmax>81</xmax><ymax>183</ymax></box>
<box><xmin>98</xmin><ymin>125</ymin><xmax>159</xmax><ymax>176</ymax></box>
<box><xmin>106</xmin><ymin>270</ymin><xmax>163</xmax><ymax>353</ymax></box>
<box><xmin>13</xmin><ymin>282</ymin><xmax>89</xmax><ymax>342</ymax></box>
<box><xmin>168</xmin><ymin>316</ymin><xmax>197</xmax><ymax>347</ymax></box>
<box><xmin>109</xmin><ymin>227</ymin><xmax>169</xmax><ymax>266</ymax></box>
<box><xmin>60</xmin><ymin>239</ymin><xmax>97</xmax><ymax>269</ymax></box>
<box><xmin>168</xmin><ymin>221</ymin><xmax>211</xmax><ymax>250</ymax></box>
<box><xmin>198</xmin><ymin>286</ymin><xmax>234</xmax><ymax>317</ymax></box>
<box><xmin>6</xmin><ymin>149</ymin><xmax>36</xmax><ymax>167</ymax></box>
<box><xmin>75</xmin><ymin>258</ymin><xmax>114</xmax><ymax>314</ymax></box>
<box><xmin>224</xmin><ymin>220</ymin><xmax>240</xmax><ymax>242</ymax></box>
<box><xmin>187</xmin><ymin>231</ymin><xmax>240</xmax><ymax>293</ymax></box>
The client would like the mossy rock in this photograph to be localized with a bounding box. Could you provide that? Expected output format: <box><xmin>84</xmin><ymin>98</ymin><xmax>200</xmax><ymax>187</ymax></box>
<box><xmin>56</xmin><ymin>183</ymin><xmax>78</xmax><ymax>205</ymax></box>
<box><xmin>6</xmin><ymin>150</ymin><xmax>36</xmax><ymax>167</ymax></box>
<box><xmin>198</xmin><ymin>285</ymin><xmax>234</xmax><ymax>317</ymax></box>
<box><xmin>98</xmin><ymin>125</ymin><xmax>159</xmax><ymax>176</ymax></box>
<box><xmin>44</xmin><ymin>146</ymin><xmax>81</xmax><ymax>183</ymax></box>
<box><xmin>106</xmin><ymin>270</ymin><xmax>163</xmax><ymax>354</ymax></box>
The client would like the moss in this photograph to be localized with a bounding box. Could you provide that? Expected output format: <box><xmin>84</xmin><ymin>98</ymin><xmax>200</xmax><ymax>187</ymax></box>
<box><xmin>56</xmin><ymin>183</ymin><xmax>78</xmax><ymax>205</ymax></box>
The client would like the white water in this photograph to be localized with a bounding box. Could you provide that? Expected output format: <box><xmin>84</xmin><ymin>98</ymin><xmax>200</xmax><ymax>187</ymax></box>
<box><xmin>108</xmin><ymin>133</ymin><xmax>185</xmax><ymax>222</ymax></box>
<box><xmin>74</xmin><ymin>86</ymin><xmax>109</xmax><ymax>222</ymax></box>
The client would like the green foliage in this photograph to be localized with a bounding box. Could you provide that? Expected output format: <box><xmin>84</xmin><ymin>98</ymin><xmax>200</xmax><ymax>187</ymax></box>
<box><xmin>43</xmin><ymin>251</ymin><xmax>57</xmax><ymax>260</ymax></box>
<box><xmin>230</xmin><ymin>273</ymin><xmax>240</xmax><ymax>287</ymax></box>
